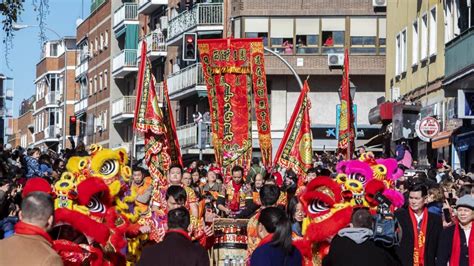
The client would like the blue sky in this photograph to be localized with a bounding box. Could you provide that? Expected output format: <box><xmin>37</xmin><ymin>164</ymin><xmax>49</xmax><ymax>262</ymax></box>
<box><xmin>0</xmin><ymin>0</ymin><xmax>91</xmax><ymax>116</ymax></box>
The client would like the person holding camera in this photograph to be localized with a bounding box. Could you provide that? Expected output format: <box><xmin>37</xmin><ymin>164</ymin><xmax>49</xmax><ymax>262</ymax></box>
<box><xmin>394</xmin><ymin>183</ymin><xmax>442</xmax><ymax>266</ymax></box>
<box><xmin>436</xmin><ymin>195</ymin><xmax>474</xmax><ymax>266</ymax></box>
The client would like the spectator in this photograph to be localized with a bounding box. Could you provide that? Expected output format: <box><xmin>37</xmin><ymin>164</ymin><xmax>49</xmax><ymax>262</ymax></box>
<box><xmin>25</xmin><ymin>148</ymin><xmax>43</xmax><ymax>179</ymax></box>
<box><xmin>287</xmin><ymin>196</ymin><xmax>305</xmax><ymax>239</ymax></box>
<box><xmin>131</xmin><ymin>166</ymin><xmax>153</xmax><ymax>214</ymax></box>
<box><xmin>436</xmin><ymin>195</ymin><xmax>474</xmax><ymax>266</ymax></box>
<box><xmin>0</xmin><ymin>192</ymin><xmax>63</xmax><ymax>265</ymax></box>
<box><xmin>181</xmin><ymin>171</ymin><xmax>192</xmax><ymax>188</ymax></box>
<box><xmin>395</xmin><ymin>141</ymin><xmax>413</xmax><ymax>170</ymax></box>
<box><xmin>395</xmin><ymin>184</ymin><xmax>442</xmax><ymax>266</ymax></box>
<box><xmin>247</xmin><ymin>158</ymin><xmax>266</xmax><ymax>184</ymax></box>
<box><xmin>247</xmin><ymin>184</ymin><xmax>281</xmax><ymax>258</ymax></box>
<box><xmin>138</xmin><ymin>207</ymin><xmax>209</xmax><ymax>266</ymax></box>
<box><xmin>39</xmin><ymin>154</ymin><xmax>53</xmax><ymax>181</ymax></box>
<box><xmin>250</xmin><ymin>207</ymin><xmax>302</xmax><ymax>266</ymax></box>
<box><xmin>427</xmin><ymin>187</ymin><xmax>444</xmax><ymax>216</ymax></box>
<box><xmin>323</xmin><ymin>208</ymin><xmax>400</xmax><ymax>266</ymax></box>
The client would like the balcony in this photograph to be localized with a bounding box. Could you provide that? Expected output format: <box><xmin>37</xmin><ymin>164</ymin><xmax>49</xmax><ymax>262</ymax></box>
<box><xmin>167</xmin><ymin>63</ymin><xmax>206</xmax><ymax>100</ymax></box>
<box><xmin>44</xmin><ymin>125</ymin><xmax>60</xmax><ymax>140</ymax></box>
<box><xmin>0</xmin><ymin>89</ymin><xmax>13</xmax><ymax>101</ymax></box>
<box><xmin>45</xmin><ymin>92</ymin><xmax>61</xmax><ymax>105</ymax></box>
<box><xmin>445</xmin><ymin>27</ymin><xmax>474</xmax><ymax>86</ymax></box>
<box><xmin>74</xmin><ymin>98</ymin><xmax>88</xmax><ymax>115</ymax></box>
<box><xmin>111</xmin><ymin>96</ymin><xmax>136</xmax><ymax>122</ymax></box>
<box><xmin>113</xmin><ymin>3</ymin><xmax>138</xmax><ymax>36</ymax></box>
<box><xmin>167</xmin><ymin>3</ymin><xmax>224</xmax><ymax>44</ymax></box>
<box><xmin>177</xmin><ymin>123</ymin><xmax>198</xmax><ymax>148</ymax></box>
<box><xmin>75</xmin><ymin>61</ymin><xmax>88</xmax><ymax>79</ymax></box>
<box><xmin>112</xmin><ymin>49</ymin><xmax>138</xmax><ymax>78</ymax></box>
<box><xmin>138</xmin><ymin>0</ymin><xmax>167</xmax><ymax>15</ymax></box>
<box><xmin>138</xmin><ymin>31</ymin><xmax>167</xmax><ymax>61</ymax></box>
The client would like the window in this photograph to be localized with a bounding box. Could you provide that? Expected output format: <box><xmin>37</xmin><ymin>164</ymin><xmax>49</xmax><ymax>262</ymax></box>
<box><xmin>321</xmin><ymin>18</ymin><xmax>345</xmax><ymax>54</ymax></box>
<box><xmin>421</xmin><ymin>13</ymin><xmax>428</xmax><ymax>60</ymax></box>
<box><xmin>412</xmin><ymin>20</ymin><xmax>419</xmax><ymax>65</ymax></box>
<box><xmin>378</xmin><ymin>18</ymin><xmax>386</xmax><ymax>54</ymax></box>
<box><xmin>100</xmin><ymin>33</ymin><xmax>104</xmax><ymax>51</ymax></box>
<box><xmin>350</xmin><ymin>18</ymin><xmax>377</xmax><ymax>54</ymax></box>
<box><xmin>395</xmin><ymin>34</ymin><xmax>400</xmax><ymax>76</ymax></box>
<box><xmin>234</xmin><ymin>19</ymin><xmax>241</xmax><ymax>38</ymax></box>
<box><xmin>395</xmin><ymin>29</ymin><xmax>407</xmax><ymax>76</ymax></box>
<box><xmin>90</xmin><ymin>41</ymin><xmax>94</xmax><ymax>58</ymax></box>
<box><xmin>104</xmin><ymin>70</ymin><xmax>108</xmax><ymax>89</ymax></box>
<box><xmin>295</xmin><ymin>18</ymin><xmax>319</xmax><ymax>54</ymax></box>
<box><xmin>244</xmin><ymin>18</ymin><xmax>269</xmax><ymax>46</ymax></box>
<box><xmin>104</xmin><ymin>30</ymin><xmax>109</xmax><ymax>48</ymax></box>
<box><xmin>429</xmin><ymin>6</ymin><xmax>437</xmax><ymax>56</ymax></box>
<box><xmin>99</xmin><ymin>72</ymin><xmax>103</xmax><ymax>91</ymax></box>
<box><xmin>89</xmin><ymin>79</ymin><xmax>93</xmax><ymax>96</ymax></box>
<box><xmin>103</xmin><ymin>110</ymin><xmax>107</xmax><ymax>130</ymax></box>
<box><xmin>95</xmin><ymin>38</ymin><xmax>98</xmax><ymax>54</ymax></box>
<box><xmin>94</xmin><ymin>75</ymin><xmax>98</xmax><ymax>93</ymax></box>
<box><xmin>270</xmin><ymin>18</ymin><xmax>294</xmax><ymax>55</ymax></box>
<box><xmin>50</xmin><ymin>43</ymin><xmax>58</xmax><ymax>56</ymax></box>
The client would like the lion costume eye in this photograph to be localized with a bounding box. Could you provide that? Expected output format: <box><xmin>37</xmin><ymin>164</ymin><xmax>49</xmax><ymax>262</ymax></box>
<box><xmin>100</xmin><ymin>159</ymin><xmax>118</xmax><ymax>177</ymax></box>
<box><xmin>87</xmin><ymin>196</ymin><xmax>105</xmax><ymax>214</ymax></box>
<box><xmin>309</xmin><ymin>199</ymin><xmax>330</xmax><ymax>214</ymax></box>
<box><xmin>348</xmin><ymin>172</ymin><xmax>366</xmax><ymax>184</ymax></box>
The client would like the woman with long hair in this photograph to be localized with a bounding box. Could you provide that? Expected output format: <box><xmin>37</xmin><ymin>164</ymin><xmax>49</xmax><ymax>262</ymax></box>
<box><xmin>250</xmin><ymin>207</ymin><xmax>302</xmax><ymax>266</ymax></box>
<box><xmin>287</xmin><ymin>196</ymin><xmax>305</xmax><ymax>240</ymax></box>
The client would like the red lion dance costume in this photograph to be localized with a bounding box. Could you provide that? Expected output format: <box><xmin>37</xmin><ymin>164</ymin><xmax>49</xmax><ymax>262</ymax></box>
<box><xmin>295</xmin><ymin>153</ymin><xmax>404</xmax><ymax>265</ymax></box>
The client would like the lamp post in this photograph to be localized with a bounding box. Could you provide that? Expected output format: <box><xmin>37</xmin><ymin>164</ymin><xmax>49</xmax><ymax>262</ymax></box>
<box><xmin>13</xmin><ymin>23</ymin><xmax>67</xmax><ymax>151</ymax></box>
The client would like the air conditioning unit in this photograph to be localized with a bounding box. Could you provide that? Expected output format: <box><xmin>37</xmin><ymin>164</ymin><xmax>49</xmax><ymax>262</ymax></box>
<box><xmin>373</xmin><ymin>0</ymin><xmax>387</xmax><ymax>7</ymax></box>
<box><xmin>328</xmin><ymin>53</ymin><xmax>344</xmax><ymax>67</ymax></box>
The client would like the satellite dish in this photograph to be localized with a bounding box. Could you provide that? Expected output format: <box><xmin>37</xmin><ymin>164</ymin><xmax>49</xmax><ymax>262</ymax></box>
<box><xmin>76</xmin><ymin>18</ymin><xmax>84</xmax><ymax>27</ymax></box>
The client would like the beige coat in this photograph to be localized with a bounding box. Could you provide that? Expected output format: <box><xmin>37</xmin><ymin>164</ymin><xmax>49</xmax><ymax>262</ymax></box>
<box><xmin>0</xmin><ymin>234</ymin><xmax>63</xmax><ymax>266</ymax></box>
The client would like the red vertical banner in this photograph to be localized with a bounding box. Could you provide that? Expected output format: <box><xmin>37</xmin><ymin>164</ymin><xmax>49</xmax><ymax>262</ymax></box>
<box><xmin>162</xmin><ymin>80</ymin><xmax>183</xmax><ymax>167</ymax></box>
<box><xmin>198</xmin><ymin>38</ymin><xmax>271</xmax><ymax>175</ymax></box>
<box><xmin>250</xmin><ymin>42</ymin><xmax>272</xmax><ymax>169</ymax></box>
<box><xmin>273</xmin><ymin>81</ymin><xmax>313</xmax><ymax>177</ymax></box>
<box><xmin>337</xmin><ymin>49</ymin><xmax>355</xmax><ymax>160</ymax></box>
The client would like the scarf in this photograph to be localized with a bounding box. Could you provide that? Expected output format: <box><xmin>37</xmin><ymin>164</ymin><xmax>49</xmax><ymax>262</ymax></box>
<box><xmin>450</xmin><ymin>222</ymin><xmax>474</xmax><ymax>266</ymax></box>
<box><xmin>14</xmin><ymin>221</ymin><xmax>52</xmax><ymax>244</ymax></box>
<box><xmin>408</xmin><ymin>208</ymin><xmax>428</xmax><ymax>266</ymax></box>
<box><xmin>257</xmin><ymin>233</ymin><xmax>274</xmax><ymax>248</ymax></box>
<box><xmin>229</xmin><ymin>181</ymin><xmax>243</xmax><ymax>212</ymax></box>
<box><xmin>166</xmin><ymin>229</ymin><xmax>192</xmax><ymax>241</ymax></box>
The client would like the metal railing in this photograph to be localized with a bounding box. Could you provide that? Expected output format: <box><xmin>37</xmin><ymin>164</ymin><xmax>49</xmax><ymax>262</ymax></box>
<box><xmin>167</xmin><ymin>63</ymin><xmax>205</xmax><ymax>95</ymax></box>
<box><xmin>111</xmin><ymin>96</ymin><xmax>136</xmax><ymax>118</ymax></box>
<box><xmin>75</xmin><ymin>61</ymin><xmax>88</xmax><ymax>78</ymax></box>
<box><xmin>139</xmin><ymin>31</ymin><xmax>166</xmax><ymax>55</ymax></box>
<box><xmin>177</xmin><ymin>123</ymin><xmax>198</xmax><ymax>147</ymax></box>
<box><xmin>138</xmin><ymin>0</ymin><xmax>167</xmax><ymax>9</ymax></box>
<box><xmin>74</xmin><ymin>98</ymin><xmax>88</xmax><ymax>114</ymax></box>
<box><xmin>114</xmin><ymin>3</ymin><xmax>138</xmax><ymax>29</ymax></box>
<box><xmin>112</xmin><ymin>49</ymin><xmax>138</xmax><ymax>73</ymax></box>
<box><xmin>168</xmin><ymin>3</ymin><xmax>223</xmax><ymax>41</ymax></box>
<box><xmin>45</xmin><ymin>92</ymin><xmax>60</xmax><ymax>105</ymax></box>
<box><xmin>44</xmin><ymin>125</ymin><xmax>60</xmax><ymax>139</ymax></box>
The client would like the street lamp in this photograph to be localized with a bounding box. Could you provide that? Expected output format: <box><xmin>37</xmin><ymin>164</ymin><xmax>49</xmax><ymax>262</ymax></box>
<box><xmin>338</xmin><ymin>81</ymin><xmax>357</xmax><ymax>100</ymax></box>
<box><xmin>12</xmin><ymin>23</ymin><xmax>62</xmax><ymax>39</ymax></box>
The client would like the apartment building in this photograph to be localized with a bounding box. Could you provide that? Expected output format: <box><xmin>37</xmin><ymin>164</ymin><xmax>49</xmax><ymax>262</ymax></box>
<box><xmin>7</xmin><ymin>96</ymin><xmax>35</xmax><ymax>148</ymax></box>
<box><xmin>75</xmin><ymin>0</ymin><xmax>112</xmax><ymax>148</ymax></box>
<box><xmin>161</xmin><ymin>0</ymin><xmax>386</xmax><ymax>161</ymax></box>
<box><xmin>6</xmin><ymin>118</ymin><xmax>18</xmax><ymax>148</ymax></box>
<box><xmin>0</xmin><ymin>75</ymin><xmax>13</xmax><ymax>145</ymax></box>
<box><xmin>33</xmin><ymin>37</ymin><xmax>77</xmax><ymax>152</ymax></box>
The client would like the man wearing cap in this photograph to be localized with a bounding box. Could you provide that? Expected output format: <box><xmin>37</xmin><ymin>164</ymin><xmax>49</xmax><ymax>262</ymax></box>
<box><xmin>436</xmin><ymin>195</ymin><xmax>474</xmax><ymax>266</ymax></box>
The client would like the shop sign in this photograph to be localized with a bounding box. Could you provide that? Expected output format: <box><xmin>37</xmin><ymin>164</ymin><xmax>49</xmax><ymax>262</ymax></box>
<box><xmin>415</xmin><ymin>117</ymin><xmax>440</xmax><ymax>142</ymax></box>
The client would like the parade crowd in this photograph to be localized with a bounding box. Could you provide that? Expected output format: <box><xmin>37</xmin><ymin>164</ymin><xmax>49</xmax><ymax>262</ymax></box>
<box><xmin>0</xmin><ymin>142</ymin><xmax>472</xmax><ymax>266</ymax></box>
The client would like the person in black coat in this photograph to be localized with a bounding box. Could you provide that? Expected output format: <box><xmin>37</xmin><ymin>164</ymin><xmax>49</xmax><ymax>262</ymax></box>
<box><xmin>395</xmin><ymin>183</ymin><xmax>442</xmax><ymax>266</ymax></box>
<box><xmin>323</xmin><ymin>208</ymin><xmax>400</xmax><ymax>266</ymax></box>
<box><xmin>138</xmin><ymin>207</ymin><xmax>209</xmax><ymax>266</ymax></box>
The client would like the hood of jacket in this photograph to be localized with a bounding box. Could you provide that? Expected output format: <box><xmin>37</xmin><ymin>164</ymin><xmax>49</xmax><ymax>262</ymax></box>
<box><xmin>338</xmin><ymin>227</ymin><xmax>373</xmax><ymax>244</ymax></box>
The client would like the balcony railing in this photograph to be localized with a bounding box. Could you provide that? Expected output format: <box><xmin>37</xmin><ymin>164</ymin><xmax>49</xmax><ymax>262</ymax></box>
<box><xmin>112</xmin><ymin>49</ymin><xmax>138</xmax><ymax>75</ymax></box>
<box><xmin>74</xmin><ymin>98</ymin><xmax>88</xmax><ymax>114</ymax></box>
<box><xmin>113</xmin><ymin>3</ymin><xmax>138</xmax><ymax>30</ymax></box>
<box><xmin>445</xmin><ymin>27</ymin><xmax>474</xmax><ymax>79</ymax></box>
<box><xmin>111</xmin><ymin>96</ymin><xmax>136</xmax><ymax>119</ymax></box>
<box><xmin>176</xmin><ymin>122</ymin><xmax>212</xmax><ymax>148</ymax></box>
<box><xmin>167</xmin><ymin>63</ymin><xmax>205</xmax><ymax>96</ymax></box>
<box><xmin>168</xmin><ymin>3</ymin><xmax>224</xmax><ymax>41</ymax></box>
<box><xmin>45</xmin><ymin>92</ymin><xmax>60</xmax><ymax>105</ymax></box>
<box><xmin>138</xmin><ymin>31</ymin><xmax>166</xmax><ymax>57</ymax></box>
<box><xmin>44</xmin><ymin>125</ymin><xmax>60</xmax><ymax>139</ymax></box>
<box><xmin>138</xmin><ymin>0</ymin><xmax>167</xmax><ymax>15</ymax></box>
<box><xmin>75</xmin><ymin>61</ymin><xmax>88</xmax><ymax>78</ymax></box>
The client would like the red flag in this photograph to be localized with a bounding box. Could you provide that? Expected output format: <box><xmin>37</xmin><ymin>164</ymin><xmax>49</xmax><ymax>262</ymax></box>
<box><xmin>273</xmin><ymin>80</ymin><xmax>313</xmax><ymax>177</ymax></box>
<box><xmin>337</xmin><ymin>48</ymin><xmax>355</xmax><ymax>160</ymax></box>
<box><xmin>162</xmin><ymin>80</ymin><xmax>183</xmax><ymax>167</ymax></box>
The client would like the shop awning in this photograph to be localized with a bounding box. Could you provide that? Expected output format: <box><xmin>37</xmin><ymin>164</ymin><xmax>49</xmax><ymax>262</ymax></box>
<box><xmin>431</xmin><ymin>130</ymin><xmax>454</xmax><ymax>149</ymax></box>
<box><xmin>363</xmin><ymin>131</ymin><xmax>388</xmax><ymax>148</ymax></box>
<box><xmin>455</xmin><ymin>131</ymin><xmax>474</xmax><ymax>152</ymax></box>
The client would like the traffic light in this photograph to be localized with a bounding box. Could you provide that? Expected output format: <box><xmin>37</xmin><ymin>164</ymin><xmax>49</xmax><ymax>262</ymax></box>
<box><xmin>69</xmin><ymin>115</ymin><xmax>77</xmax><ymax>136</ymax></box>
<box><xmin>182</xmin><ymin>33</ymin><xmax>197</xmax><ymax>61</ymax></box>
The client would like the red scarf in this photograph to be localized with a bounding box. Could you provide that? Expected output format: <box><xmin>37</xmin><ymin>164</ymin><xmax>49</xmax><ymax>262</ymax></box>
<box><xmin>166</xmin><ymin>229</ymin><xmax>192</xmax><ymax>241</ymax></box>
<box><xmin>408</xmin><ymin>208</ymin><xmax>428</xmax><ymax>266</ymax></box>
<box><xmin>450</xmin><ymin>222</ymin><xmax>474</xmax><ymax>266</ymax></box>
<box><xmin>229</xmin><ymin>181</ymin><xmax>243</xmax><ymax>212</ymax></box>
<box><xmin>257</xmin><ymin>233</ymin><xmax>274</xmax><ymax>248</ymax></box>
<box><xmin>14</xmin><ymin>221</ymin><xmax>52</xmax><ymax>244</ymax></box>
